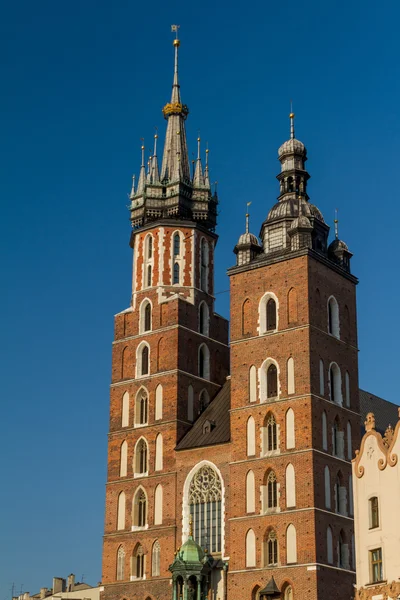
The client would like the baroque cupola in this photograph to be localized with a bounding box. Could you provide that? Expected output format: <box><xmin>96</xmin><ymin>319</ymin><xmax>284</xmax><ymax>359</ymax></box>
<box><xmin>260</xmin><ymin>112</ymin><xmax>329</xmax><ymax>256</ymax></box>
<box><xmin>234</xmin><ymin>209</ymin><xmax>262</xmax><ymax>265</ymax></box>
<box><xmin>129</xmin><ymin>28</ymin><xmax>218</xmax><ymax>238</ymax></box>
<box><xmin>328</xmin><ymin>212</ymin><xmax>353</xmax><ymax>272</ymax></box>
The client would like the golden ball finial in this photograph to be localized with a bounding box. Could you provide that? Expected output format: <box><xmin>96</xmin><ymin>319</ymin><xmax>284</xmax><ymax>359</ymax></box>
<box><xmin>289</xmin><ymin>112</ymin><xmax>295</xmax><ymax>118</ymax></box>
<box><xmin>173</xmin><ymin>38</ymin><xmax>180</xmax><ymax>47</ymax></box>
<box><xmin>154</xmin><ymin>134</ymin><xmax>158</xmax><ymax>139</ymax></box>
<box><xmin>197</xmin><ymin>137</ymin><xmax>201</xmax><ymax>142</ymax></box>
<box><xmin>141</xmin><ymin>145</ymin><xmax>145</xmax><ymax>150</ymax></box>
<box><xmin>206</xmin><ymin>148</ymin><xmax>209</xmax><ymax>153</ymax></box>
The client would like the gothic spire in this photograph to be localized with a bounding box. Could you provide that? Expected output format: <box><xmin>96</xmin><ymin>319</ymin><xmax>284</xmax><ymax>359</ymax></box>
<box><xmin>136</xmin><ymin>144</ymin><xmax>146</xmax><ymax>194</ymax></box>
<box><xmin>193</xmin><ymin>136</ymin><xmax>204</xmax><ymax>186</ymax></box>
<box><xmin>160</xmin><ymin>27</ymin><xmax>190</xmax><ymax>183</ymax></box>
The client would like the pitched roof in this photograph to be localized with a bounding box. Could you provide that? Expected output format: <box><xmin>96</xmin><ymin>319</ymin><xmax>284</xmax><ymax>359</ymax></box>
<box><xmin>176</xmin><ymin>379</ymin><xmax>231</xmax><ymax>450</ymax></box>
<box><xmin>359</xmin><ymin>389</ymin><xmax>399</xmax><ymax>434</ymax></box>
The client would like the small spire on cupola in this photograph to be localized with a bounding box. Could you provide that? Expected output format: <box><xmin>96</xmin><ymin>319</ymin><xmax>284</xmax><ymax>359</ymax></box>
<box><xmin>193</xmin><ymin>136</ymin><xmax>204</xmax><ymax>186</ymax></box>
<box><xmin>136</xmin><ymin>143</ymin><xmax>146</xmax><ymax>194</ymax></box>
<box><xmin>246</xmin><ymin>201</ymin><xmax>251</xmax><ymax>233</ymax></box>
<box><xmin>151</xmin><ymin>132</ymin><xmax>160</xmax><ymax>183</ymax></box>
<box><xmin>334</xmin><ymin>208</ymin><xmax>339</xmax><ymax>239</ymax></box>
<box><xmin>130</xmin><ymin>174</ymin><xmax>136</xmax><ymax>199</ymax></box>
<box><xmin>204</xmin><ymin>145</ymin><xmax>210</xmax><ymax>187</ymax></box>
<box><xmin>290</xmin><ymin>100</ymin><xmax>295</xmax><ymax>139</ymax></box>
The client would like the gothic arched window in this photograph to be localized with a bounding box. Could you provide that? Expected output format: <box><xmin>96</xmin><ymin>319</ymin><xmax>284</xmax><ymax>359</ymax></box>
<box><xmin>135</xmin><ymin>439</ymin><xmax>148</xmax><ymax>475</ymax></box>
<box><xmin>135</xmin><ymin>389</ymin><xmax>148</xmax><ymax>425</ymax></box>
<box><xmin>116</xmin><ymin>546</ymin><xmax>125</xmax><ymax>581</ymax></box>
<box><xmin>147</xmin><ymin>264</ymin><xmax>152</xmax><ymax>288</ymax></box>
<box><xmin>266</xmin><ymin>530</ymin><xmax>278</xmax><ymax>565</ymax></box>
<box><xmin>266</xmin><ymin>298</ymin><xmax>277</xmax><ymax>331</ymax></box>
<box><xmin>328</xmin><ymin>296</ymin><xmax>340</xmax><ymax>338</ymax></box>
<box><xmin>133</xmin><ymin>545</ymin><xmax>145</xmax><ymax>579</ymax></box>
<box><xmin>152</xmin><ymin>540</ymin><xmax>161</xmax><ymax>577</ymax></box>
<box><xmin>133</xmin><ymin>488</ymin><xmax>147</xmax><ymax>527</ymax></box>
<box><xmin>173</xmin><ymin>233</ymin><xmax>180</xmax><ymax>256</ymax></box>
<box><xmin>141</xmin><ymin>345</ymin><xmax>149</xmax><ymax>376</ymax></box>
<box><xmin>267</xmin><ymin>364</ymin><xmax>278</xmax><ymax>398</ymax></box>
<box><xmin>199</xmin><ymin>302</ymin><xmax>209</xmax><ymax>336</ymax></box>
<box><xmin>173</xmin><ymin>262</ymin><xmax>180</xmax><ymax>284</ymax></box>
<box><xmin>267</xmin><ymin>471</ymin><xmax>278</xmax><ymax>509</ymax></box>
<box><xmin>188</xmin><ymin>465</ymin><xmax>222</xmax><ymax>553</ymax></box>
<box><xmin>266</xmin><ymin>414</ymin><xmax>277</xmax><ymax>452</ymax></box>
<box><xmin>198</xmin><ymin>344</ymin><xmax>210</xmax><ymax>379</ymax></box>
<box><xmin>147</xmin><ymin>235</ymin><xmax>153</xmax><ymax>259</ymax></box>
<box><xmin>144</xmin><ymin>302</ymin><xmax>151</xmax><ymax>332</ymax></box>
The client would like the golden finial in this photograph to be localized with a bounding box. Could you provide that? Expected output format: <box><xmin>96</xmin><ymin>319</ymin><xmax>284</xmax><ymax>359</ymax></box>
<box><xmin>334</xmin><ymin>208</ymin><xmax>339</xmax><ymax>239</ymax></box>
<box><xmin>289</xmin><ymin>101</ymin><xmax>295</xmax><ymax>139</ymax></box>
<box><xmin>246</xmin><ymin>201</ymin><xmax>252</xmax><ymax>234</ymax></box>
<box><xmin>171</xmin><ymin>24</ymin><xmax>180</xmax><ymax>46</ymax></box>
<box><xmin>189</xmin><ymin>514</ymin><xmax>193</xmax><ymax>537</ymax></box>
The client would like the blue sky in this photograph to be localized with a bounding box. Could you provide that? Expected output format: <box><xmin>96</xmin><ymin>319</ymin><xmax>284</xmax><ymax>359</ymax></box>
<box><xmin>1</xmin><ymin>0</ymin><xmax>399</xmax><ymax>596</ymax></box>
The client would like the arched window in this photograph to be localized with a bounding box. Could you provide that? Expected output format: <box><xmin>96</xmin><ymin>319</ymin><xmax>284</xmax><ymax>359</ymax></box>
<box><xmin>155</xmin><ymin>384</ymin><xmax>163</xmax><ymax>421</ymax></box>
<box><xmin>339</xmin><ymin>531</ymin><xmax>349</xmax><ymax>569</ymax></box>
<box><xmin>246</xmin><ymin>470</ymin><xmax>255</xmax><ymax>513</ymax></box>
<box><xmin>199</xmin><ymin>302</ymin><xmax>209</xmax><ymax>336</ymax></box>
<box><xmin>328</xmin><ymin>296</ymin><xmax>340</xmax><ymax>338</ymax></box>
<box><xmin>146</xmin><ymin>235</ymin><xmax>153</xmax><ymax>259</ymax></box>
<box><xmin>187</xmin><ymin>385</ymin><xmax>194</xmax><ymax>421</ymax></box>
<box><xmin>122</xmin><ymin>391</ymin><xmax>129</xmax><ymax>427</ymax></box>
<box><xmin>200</xmin><ymin>238</ymin><xmax>209</xmax><ymax>292</ymax></box>
<box><xmin>333</xmin><ymin>417</ymin><xmax>344</xmax><ymax>458</ymax></box>
<box><xmin>198</xmin><ymin>344</ymin><xmax>210</xmax><ymax>379</ymax></box>
<box><xmin>287</xmin><ymin>357</ymin><xmax>295</xmax><ymax>395</ymax></box>
<box><xmin>132</xmin><ymin>488</ymin><xmax>147</xmax><ymax>527</ymax></box>
<box><xmin>283</xmin><ymin>586</ymin><xmax>294</xmax><ymax>600</ymax></box>
<box><xmin>335</xmin><ymin>472</ymin><xmax>347</xmax><ymax>515</ymax></box>
<box><xmin>247</xmin><ymin>416</ymin><xmax>256</xmax><ymax>456</ymax></box>
<box><xmin>155</xmin><ymin>434</ymin><xmax>163</xmax><ymax>471</ymax></box>
<box><xmin>139</xmin><ymin>300</ymin><xmax>152</xmax><ymax>333</ymax></box>
<box><xmin>146</xmin><ymin>264</ymin><xmax>152</xmax><ymax>288</ymax></box>
<box><xmin>329</xmin><ymin>363</ymin><xmax>342</xmax><ymax>405</ymax></box>
<box><xmin>116</xmin><ymin>546</ymin><xmax>125</xmax><ymax>581</ymax></box>
<box><xmin>246</xmin><ymin>529</ymin><xmax>256</xmax><ymax>567</ymax></box>
<box><xmin>319</xmin><ymin>359</ymin><xmax>325</xmax><ymax>396</ymax></box>
<box><xmin>267</xmin><ymin>364</ymin><xmax>278</xmax><ymax>398</ymax></box>
<box><xmin>345</xmin><ymin>371</ymin><xmax>350</xmax><ymax>407</ymax></box>
<box><xmin>154</xmin><ymin>484</ymin><xmax>163</xmax><ymax>525</ymax></box>
<box><xmin>117</xmin><ymin>492</ymin><xmax>126</xmax><ymax>530</ymax></box>
<box><xmin>173</xmin><ymin>262</ymin><xmax>180</xmax><ymax>284</ymax></box>
<box><xmin>288</xmin><ymin>287</ymin><xmax>298</xmax><ymax>324</ymax></box>
<box><xmin>121</xmin><ymin>346</ymin><xmax>128</xmax><ymax>379</ymax></box>
<box><xmin>347</xmin><ymin>421</ymin><xmax>352</xmax><ymax>460</ymax></box>
<box><xmin>135</xmin><ymin>388</ymin><xmax>148</xmax><ymax>426</ymax></box>
<box><xmin>173</xmin><ymin>232</ymin><xmax>180</xmax><ymax>256</ymax></box>
<box><xmin>249</xmin><ymin>365</ymin><xmax>257</xmax><ymax>403</ymax></box>
<box><xmin>242</xmin><ymin>298</ymin><xmax>252</xmax><ymax>335</ymax></box>
<box><xmin>265</xmin><ymin>530</ymin><xmax>278</xmax><ymax>566</ymax></box>
<box><xmin>199</xmin><ymin>389</ymin><xmax>210</xmax><ymax>414</ymax></box>
<box><xmin>327</xmin><ymin>527</ymin><xmax>333</xmax><ymax>564</ymax></box>
<box><xmin>324</xmin><ymin>466</ymin><xmax>331</xmax><ymax>509</ymax></box>
<box><xmin>137</xmin><ymin>343</ymin><xmax>150</xmax><ymax>378</ymax></box>
<box><xmin>264</xmin><ymin>413</ymin><xmax>277</xmax><ymax>453</ymax></box>
<box><xmin>267</xmin><ymin>471</ymin><xmax>278</xmax><ymax>509</ymax></box>
<box><xmin>152</xmin><ymin>540</ymin><xmax>161</xmax><ymax>577</ymax></box>
<box><xmin>349</xmin><ymin>474</ymin><xmax>354</xmax><ymax>516</ymax></box>
<box><xmin>322</xmin><ymin>411</ymin><xmax>328</xmax><ymax>450</ymax></box>
<box><xmin>286</xmin><ymin>408</ymin><xmax>295</xmax><ymax>449</ymax></box>
<box><xmin>286</xmin><ymin>524</ymin><xmax>297</xmax><ymax>564</ymax></box>
<box><xmin>260</xmin><ymin>358</ymin><xmax>280</xmax><ymax>402</ymax></box>
<box><xmin>188</xmin><ymin>465</ymin><xmax>222</xmax><ymax>552</ymax></box>
<box><xmin>120</xmin><ymin>440</ymin><xmax>128</xmax><ymax>477</ymax></box>
<box><xmin>134</xmin><ymin>438</ymin><xmax>148</xmax><ymax>475</ymax></box>
<box><xmin>285</xmin><ymin>464</ymin><xmax>296</xmax><ymax>508</ymax></box>
<box><xmin>133</xmin><ymin>544</ymin><xmax>145</xmax><ymax>579</ymax></box>
<box><xmin>259</xmin><ymin>293</ymin><xmax>279</xmax><ymax>334</ymax></box>
<box><xmin>266</xmin><ymin>298</ymin><xmax>277</xmax><ymax>331</ymax></box>
<box><xmin>369</xmin><ymin>496</ymin><xmax>379</xmax><ymax>529</ymax></box>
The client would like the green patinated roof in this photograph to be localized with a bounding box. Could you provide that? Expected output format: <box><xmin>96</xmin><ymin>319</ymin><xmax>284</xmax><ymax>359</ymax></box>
<box><xmin>178</xmin><ymin>535</ymin><xmax>205</xmax><ymax>564</ymax></box>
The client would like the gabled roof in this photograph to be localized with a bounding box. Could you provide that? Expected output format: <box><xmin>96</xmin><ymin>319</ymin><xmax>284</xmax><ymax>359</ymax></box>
<box><xmin>176</xmin><ymin>379</ymin><xmax>231</xmax><ymax>450</ymax></box>
<box><xmin>359</xmin><ymin>389</ymin><xmax>399</xmax><ymax>434</ymax></box>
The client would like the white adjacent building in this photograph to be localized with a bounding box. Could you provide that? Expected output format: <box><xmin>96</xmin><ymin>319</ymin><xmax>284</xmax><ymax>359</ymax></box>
<box><xmin>352</xmin><ymin>410</ymin><xmax>400</xmax><ymax>600</ymax></box>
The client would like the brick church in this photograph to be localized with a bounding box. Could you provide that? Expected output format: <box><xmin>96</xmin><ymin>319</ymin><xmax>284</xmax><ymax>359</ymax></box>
<box><xmin>101</xmin><ymin>31</ymin><xmax>360</xmax><ymax>600</ymax></box>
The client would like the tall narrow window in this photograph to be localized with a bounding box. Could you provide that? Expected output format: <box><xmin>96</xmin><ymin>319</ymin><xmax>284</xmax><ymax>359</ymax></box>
<box><xmin>246</xmin><ymin>470</ymin><xmax>255</xmax><ymax>513</ymax></box>
<box><xmin>173</xmin><ymin>262</ymin><xmax>180</xmax><ymax>284</ymax></box>
<box><xmin>117</xmin><ymin>546</ymin><xmax>125</xmax><ymax>581</ymax></box>
<box><xmin>288</xmin><ymin>287</ymin><xmax>298</xmax><ymax>324</ymax></box>
<box><xmin>286</xmin><ymin>524</ymin><xmax>297</xmax><ymax>564</ymax></box>
<box><xmin>152</xmin><ymin>541</ymin><xmax>161</xmax><ymax>577</ymax></box>
<box><xmin>117</xmin><ymin>492</ymin><xmax>126</xmax><ymax>530</ymax></box>
<box><xmin>369</xmin><ymin>497</ymin><xmax>379</xmax><ymax>529</ymax></box>
<box><xmin>122</xmin><ymin>392</ymin><xmax>129</xmax><ymax>428</ymax></box>
<box><xmin>267</xmin><ymin>471</ymin><xmax>278</xmax><ymax>509</ymax></box>
<box><xmin>133</xmin><ymin>488</ymin><xmax>147</xmax><ymax>527</ymax></box>
<box><xmin>285</xmin><ymin>464</ymin><xmax>296</xmax><ymax>508</ymax></box>
<box><xmin>266</xmin><ymin>531</ymin><xmax>278</xmax><ymax>565</ymax></box>
<box><xmin>173</xmin><ymin>233</ymin><xmax>180</xmax><ymax>256</ymax></box>
<box><xmin>369</xmin><ymin>548</ymin><xmax>383</xmax><ymax>582</ymax></box>
<box><xmin>249</xmin><ymin>365</ymin><xmax>257</xmax><ymax>403</ymax></box>
<box><xmin>328</xmin><ymin>296</ymin><xmax>340</xmax><ymax>338</ymax></box>
<box><xmin>199</xmin><ymin>302</ymin><xmax>209</xmax><ymax>335</ymax></box>
<box><xmin>246</xmin><ymin>529</ymin><xmax>256</xmax><ymax>567</ymax></box>
<box><xmin>345</xmin><ymin>371</ymin><xmax>350</xmax><ymax>407</ymax></box>
<box><xmin>327</xmin><ymin>527</ymin><xmax>333</xmax><ymax>564</ymax></box>
<box><xmin>267</xmin><ymin>414</ymin><xmax>277</xmax><ymax>451</ymax></box>
<box><xmin>134</xmin><ymin>545</ymin><xmax>145</xmax><ymax>579</ymax></box>
<box><xmin>188</xmin><ymin>465</ymin><xmax>222</xmax><ymax>553</ymax></box>
<box><xmin>141</xmin><ymin>345</ymin><xmax>149</xmax><ymax>376</ymax></box>
<box><xmin>266</xmin><ymin>298</ymin><xmax>277</xmax><ymax>331</ymax></box>
<box><xmin>347</xmin><ymin>421</ymin><xmax>352</xmax><ymax>460</ymax></box>
<box><xmin>247</xmin><ymin>416</ymin><xmax>256</xmax><ymax>456</ymax></box>
<box><xmin>319</xmin><ymin>359</ymin><xmax>325</xmax><ymax>396</ymax></box>
<box><xmin>322</xmin><ymin>411</ymin><xmax>328</xmax><ymax>450</ymax></box>
<box><xmin>154</xmin><ymin>484</ymin><xmax>163</xmax><ymax>525</ymax></box>
<box><xmin>198</xmin><ymin>344</ymin><xmax>210</xmax><ymax>379</ymax></box>
<box><xmin>330</xmin><ymin>363</ymin><xmax>342</xmax><ymax>405</ymax></box>
<box><xmin>287</xmin><ymin>357</ymin><xmax>295</xmax><ymax>395</ymax></box>
<box><xmin>286</xmin><ymin>408</ymin><xmax>295</xmax><ymax>449</ymax></box>
<box><xmin>135</xmin><ymin>439</ymin><xmax>148</xmax><ymax>475</ymax></box>
<box><xmin>144</xmin><ymin>302</ymin><xmax>151</xmax><ymax>332</ymax></box>
<box><xmin>155</xmin><ymin>384</ymin><xmax>163</xmax><ymax>421</ymax></box>
<box><xmin>324</xmin><ymin>466</ymin><xmax>331</xmax><ymax>509</ymax></box>
<box><xmin>267</xmin><ymin>364</ymin><xmax>278</xmax><ymax>398</ymax></box>
<box><xmin>339</xmin><ymin>531</ymin><xmax>349</xmax><ymax>569</ymax></box>
<box><xmin>199</xmin><ymin>389</ymin><xmax>209</xmax><ymax>414</ymax></box>
<box><xmin>155</xmin><ymin>434</ymin><xmax>163</xmax><ymax>471</ymax></box>
<box><xmin>147</xmin><ymin>265</ymin><xmax>152</xmax><ymax>288</ymax></box>
<box><xmin>120</xmin><ymin>440</ymin><xmax>128</xmax><ymax>477</ymax></box>
<box><xmin>200</xmin><ymin>238</ymin><xmax>209</xmax><ymax>292</ymax></box>
<box><xmin>147</xmin><ymin>236</ymin><xmax>153</xmax><ymax>259</ymax></box>
<box><xmin>135</xmin><ymin>389</ymin><xmax>148</xmax><ymax>425</ymax></box>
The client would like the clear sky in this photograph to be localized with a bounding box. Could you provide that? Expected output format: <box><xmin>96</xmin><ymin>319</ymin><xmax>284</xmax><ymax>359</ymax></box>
<box><xmin>1</xmin><ymin>0</ymin><xmax>399</xmax><ymax>597</ymax></box>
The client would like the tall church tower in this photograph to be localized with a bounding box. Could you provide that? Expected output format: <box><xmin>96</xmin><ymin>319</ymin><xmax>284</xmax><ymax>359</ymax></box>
<box><xmin>101</xmin><ymin>31</ymin><xmax>229</xmax><ymax>599</ymax></box>
<box><xmin>227</xmin><ymin>113</ymin><xmax>360</xmax><ymax>599</ymax></box>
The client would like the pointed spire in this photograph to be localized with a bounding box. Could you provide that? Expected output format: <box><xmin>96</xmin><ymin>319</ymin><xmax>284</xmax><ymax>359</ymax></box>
<box><xmin>290</xmin><ymin>109</ymin><xmax>295</xmax><ymax>139</ymax></box>
<box><xmin>193</xmin><ymin>136</ymin><xmax>204</xmax><ymax>186</ymax></box>
<box><xmin>171</xmin><ymin>25</ymin><xmax>181</xmax><ymax>103</ymax></box>
<box><xmin>151</xmin><ymin>133</ymin><xmax>160</xmax><ymax>183</ymax></box>
<box><xmin>136</xmin><ymin>143</ymin><xmax>146</xmax><ymax>194</ymax></box>
<box><xmin>130</xmin><ymin>174</ymin><xmax>136</xmax><ymax>198</ymax></box>
<box><xmin>246</xmin><ymin>201</ymin><xmax>252</xmax><ymax>233</ymax></box>
<box><xmin>334</xmin><ymin>208</ymin><xmax>339</xmax><ymax>239</ymax></box>
<box><xmin>204</xmin><ymin>145</ymin><xmax>210</xmax><ymax>187</ymax></box>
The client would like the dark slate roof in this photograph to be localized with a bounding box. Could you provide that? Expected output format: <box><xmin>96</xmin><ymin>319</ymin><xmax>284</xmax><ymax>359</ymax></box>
<box><xmin>176</xmin><ymin>379</ymin><xmax>231</xmax><ymax>450</ymax></box>
<box><xmin>359</xmin><ymin>389</ymin><xmax>399</xmax><ymax>435</ymax></box>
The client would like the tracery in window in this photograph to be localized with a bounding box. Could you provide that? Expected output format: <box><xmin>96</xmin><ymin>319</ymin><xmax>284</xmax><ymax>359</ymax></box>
<box><xmin>188</xmin><ymin>465</ymin><xmax>222</xmax><ymax>553</ymax></box>
<box><xmin>134</xmin><ymin>438</ymin><xmax>148</xmax><ymax>475</ymax></box>
<box><xmin>265</xmin><ymin>413</ymin><xmax>277</xmax><ymax>452</ymax></box>
<box><xmin>135</xmin><ymin>388</ymin><xmax>148</xmax><ymax>425</ymax></box>
<box><xmin>265</xmin><ymin>530</ymin><xmax>278</xmax><ymax>566</ymax></box>
<box><xmin>133</xmin><ymin>544</ymin><xmax>145</xmax><ymax>579</ymax></box>
<box><xmin>152</xmin><ymin>540</ymin><xmax>161</xmax><ymax>577</ymax></box>
<box><xmin>133</xmin><ymin>488</ymin><xmax>147</xmax><ymax>527</ymax></box>
<box><xmin>117</xmin><ymin>546</ymin><xmax>125</xmax><ymax>581</ymax></box>
<box><xmin>173</xmin><ymin>262</ymin><xmax>180</xmax><ymax>284</ymax></box>
<box><xmin>173</xmin><ymin>232</ymin><xmax>180</xmax><ymax>256</ymax></box>
<box><xmin>267</xmin><ymin>471</ymin><xmax>278</xmax><ymax>509</ymax></box>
